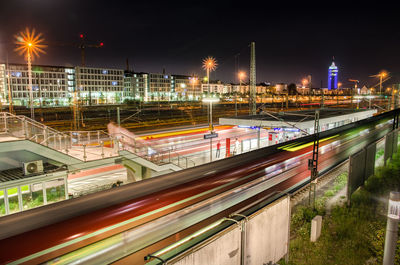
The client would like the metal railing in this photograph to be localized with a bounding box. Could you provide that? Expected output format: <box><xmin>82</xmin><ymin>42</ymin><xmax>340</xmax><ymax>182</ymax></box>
<box><xmin>0</xmin><ymin>112</ymin><xmax>118</xmax><ymax>161</ymax></box>
<box><xmin>113</xmin><ymin>130</ymin><xmax>195</xmax><ymax>169</ymax></box>
<box><xmin>1</xmin><ymin>112</ymin><xmax>199</xmax><ymax>168</ymax></box>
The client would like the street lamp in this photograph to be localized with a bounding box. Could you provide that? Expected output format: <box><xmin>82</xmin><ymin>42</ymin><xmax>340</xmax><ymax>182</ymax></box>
<box><xmin>337</xmin><ymin>82</ymin><xmax>342</xmax><ymax>106</ymax></box>
<box><xmin>370</xmin><ymin>71</ymin><xmax>389</xmax><ymax>95</ymax></box>
<box><xmin>190</xmin><ymin>76</ymin><xmax>198</xmax><ymax>99</ymax></box>
<box><xmin>203</xmin><ymin>96</ymin><xmax>220</xmax><ymax>162</ymax></box>
<box><xmin>14</xmin><ymin>28</ymin><xmax>46</xmax><ymax>119</ymax></box>
<box><xmin>379</xmin><ymin>71</ymin><xmax>387</xmax><ymax>95</ymax></box>
<box><xmin>202</xmin><ymin>56</ymin><xmax>217</xmax><ymax>130</ymax></box>
<box><xmin>237</xmin><ymin>71</ymin><xmax>246</xmax><ymax>116</ymax></box>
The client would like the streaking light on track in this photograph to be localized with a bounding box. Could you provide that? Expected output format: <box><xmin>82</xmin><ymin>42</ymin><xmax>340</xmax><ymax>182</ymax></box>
<box><xmin>278</xmin><ymin>135</ymin><xmax>340</xmax><ymax>152</ymax></box>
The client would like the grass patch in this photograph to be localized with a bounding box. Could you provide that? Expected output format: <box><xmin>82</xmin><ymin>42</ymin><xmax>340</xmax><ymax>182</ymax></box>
<box><xmin>282</xmin><ymin>152</ymin><xmax>400</xmax><ymax>265</ymax></box>
<box><xmin>376</xmin><ymin>148</ymin><xmax>384</xmax><ymax>160</ymax></box>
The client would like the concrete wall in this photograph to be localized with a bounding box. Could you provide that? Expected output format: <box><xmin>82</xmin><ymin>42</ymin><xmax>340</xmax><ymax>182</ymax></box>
<box><xmin>171</xmin><ymin>227</ymin><xmax>241</xmax><ymax>265</ymax></box>
<box><xmin>384</xmin><ymin>131</ymin><xmax>394</xmax><ymax>164</ymax></box>
<box><xmin>168</xmin><ymin>196</ymin><xmax>290</xmax><ymax>265</ymax></box>
<box><xmin>245</xmin><ymin>196</ymin><xmax>290</xmax><ymax>265</ymax></box>
<box><xmin>365</xmin><ymin>143</ymin><xmax>376</xmax><ymax>179</ymax></box>
<box><xmin>347</xmin><ymin>149</ymin><xmax>366</xmax><ymax>199</ymax></box>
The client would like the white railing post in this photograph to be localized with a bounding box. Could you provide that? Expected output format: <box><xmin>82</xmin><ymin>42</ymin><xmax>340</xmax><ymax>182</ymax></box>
<box><xmin>22</xmin><ymin>117</ymin><xmax>27</xmax><ymax>139</ymax></box>
<box><xmin>43</xmin><ymin>126</ymin><xmax>48</xmax><ymax>146</ymax></box>
<box><xmin>101</xmin><ymin>141</ymin><xmax>105</xmax><ymax>158</ymax></box>
<box><xmin>3</xmin><ymin>113</ymin><xmax>8</xmax><ymax>132</ymax></box>
<box><xmin>83</xmin><ymin>144</ymin><xmax>87</xmax><ymax>161</ymax></box>
<box><xmin>97</xmin><ymin>130</ymin><xmax>100</xmax><ymax>144</ymax></box>
<box><xmin>70</xmin><ymin>132</ymin><xmax>73</xmax><ymax>148</ymax></box>
<box><xmin>58</xmin><ymin>134</ymin><xmax>62</xmax><ymax>150</ymax></box>
<box><xmin>64</xmin><ymin>135</ymin><xmax>69</xmax><ymax>154</ymax></box>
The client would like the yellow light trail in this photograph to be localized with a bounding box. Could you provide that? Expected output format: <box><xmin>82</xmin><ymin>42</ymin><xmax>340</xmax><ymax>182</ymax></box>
<box><xmin>279</xmin><ymin>135</ymin><xmax>339</xmax><ymax>152</ymax></box>
<box><xmin>139</xmin><ymin>125</ymin><xmax>233</xmax><ymax>140</ymax></box>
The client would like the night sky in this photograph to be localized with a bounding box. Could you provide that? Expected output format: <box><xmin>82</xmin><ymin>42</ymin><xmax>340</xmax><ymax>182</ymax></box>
<box><xmin>0</xmin><ymin>0</ymin><xmax>399</xmax><ymax>87</ymax></box>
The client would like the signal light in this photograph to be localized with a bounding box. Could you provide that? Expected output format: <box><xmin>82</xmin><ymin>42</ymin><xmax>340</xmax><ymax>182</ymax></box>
<box><xmin>80</xmin><ymin>34</ymin><xmax>84</xmax><ymax>38</ymax></box>
<box><xmin>100</xmin><ymin>42</ymin><xmax>104</xmax><ymax>46</ymax></box>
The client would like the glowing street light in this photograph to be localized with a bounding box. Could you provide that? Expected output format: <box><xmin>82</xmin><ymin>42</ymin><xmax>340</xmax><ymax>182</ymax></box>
<box><xmin>379</xmin><ymin>71</ymin><xmax>388</xmax><ymax>94</ymax></box>
<box><xmin>202</xmin><ymin>56</ymin><xmax>217</xmax><ymax>131</ymax></box>
<box><xmin>337</xmin><ymin>82</ymin><xmax>342</xmax><ymax>106</ymax></box>
<box><xmin>15</xmin><ymin>28</ymin><xmax>46</xmax><ymax>119</ymax></box>
<box><xmin>237</xmin><ymin>71</ymin><xmax>246</xmax><ymax>116</ymax></box>
<box><xmin>203</xmin><ymin>96</ymin><xmax>220</xmax><ymax>162</ymax></box>
<box><xmin>302</xmin><ymin>78</ymin><xmax>308</xmax><ymax>87</ymax></box>
<box><xmin>190</xmin><ymin>76</ymin><xmax>198</xmax><ymax>99</ymax></box>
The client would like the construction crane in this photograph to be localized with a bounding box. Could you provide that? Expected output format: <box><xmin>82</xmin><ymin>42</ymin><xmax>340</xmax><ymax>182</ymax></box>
<box><xmin>48</xmin><ymin>34</ymin><xmax>104</xmax><ymax>67</ymax></box>
<box><xmin>78</xmin><ymin>34</ymin><xmax>103</xmax><ymax>67</ymax></box>
<box><xmin>348</xmin><ymin>79</ymin><xmax>359</xmax><ymax>89</ymax></box>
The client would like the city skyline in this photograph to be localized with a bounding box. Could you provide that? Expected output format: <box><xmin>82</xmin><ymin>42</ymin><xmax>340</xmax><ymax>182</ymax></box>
<box><xmin>0</xmin><ymin>0</ymin><xmax>398</xmax><ymax>87</ymax></box>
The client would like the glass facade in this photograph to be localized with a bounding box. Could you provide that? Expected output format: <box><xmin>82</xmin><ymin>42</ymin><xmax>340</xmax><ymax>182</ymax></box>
<box><xmin>0</xmin><ymin>173</ymin><xmax>67</xmax><ymax>216</ymax></box>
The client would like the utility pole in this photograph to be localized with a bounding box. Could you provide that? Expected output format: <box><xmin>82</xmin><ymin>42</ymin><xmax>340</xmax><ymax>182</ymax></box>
<box><xmin>249</xmin><ymin>42</ymin><xmax>256</xmax><ymax>115</ymax></box>
<box><xmin>308</xmin><ymin>75</ymin><xmax>312</xmax><ymax>107</ymax></box>
<box><xmin>117</xmin><ymin>107</ymin><xmax>121</xmax><ymax>126</ymax></box>
<box><xmin>320</xmin><ymin>80</ymin><xmax>324</xmax><ymax>109</ymax></box>
<box><xmin>308</xmin><ymin>110</ymin><xmax>320</xmax><ymax>209</ymax></box>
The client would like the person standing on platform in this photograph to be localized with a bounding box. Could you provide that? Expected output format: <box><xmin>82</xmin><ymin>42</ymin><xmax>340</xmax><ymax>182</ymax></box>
<box><xmin>216</xmin><ymin>140</ymin><xmax>221</xmax><ymax>158</ymax></box>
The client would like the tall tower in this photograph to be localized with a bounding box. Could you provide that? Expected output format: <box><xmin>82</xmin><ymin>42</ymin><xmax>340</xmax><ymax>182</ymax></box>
<box><xmin>328</xmin><ymin>61</ymin><xmax>338</xmax><ymax>90</ymax></box>
<box><xmin>250</xmin><ymin>42</ymin><xmax>256</xmax><ymax>115</ymax></box>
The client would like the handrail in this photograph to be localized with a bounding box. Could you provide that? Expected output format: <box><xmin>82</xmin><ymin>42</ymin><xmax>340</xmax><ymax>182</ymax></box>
<box><xmin>0</xmin><ymin>111</ymin><xmax>195</xmax><ymax>166</ymax></box>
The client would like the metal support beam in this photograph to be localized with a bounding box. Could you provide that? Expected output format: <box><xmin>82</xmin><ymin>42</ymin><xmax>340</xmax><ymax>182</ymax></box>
<box><xmin>309</xmin><ymin>110</ymin><xmax>320</xmax><ymax>208</ymax></box>
<box><xmin>250</xmin><ymin>42</ymin><xmax>256</xmax><ymax>115</ymax></box>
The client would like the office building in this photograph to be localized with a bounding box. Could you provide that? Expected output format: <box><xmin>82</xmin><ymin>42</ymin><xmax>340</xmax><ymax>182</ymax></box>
<box><xmin>75</xmin><ymin>66</ymin><xmax>124</xmax><ymax>104</ymax></box>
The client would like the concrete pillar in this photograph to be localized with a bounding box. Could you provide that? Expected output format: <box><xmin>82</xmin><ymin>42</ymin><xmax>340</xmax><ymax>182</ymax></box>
<box><xmin>310</xmin><ymin>215</ymin><xmax>322</xmax><ymax>242</ymax></box>
<box><xmin>142</xmin><ymin>167</ymin><xmax>152</xmax><ymax>180</ymax></box>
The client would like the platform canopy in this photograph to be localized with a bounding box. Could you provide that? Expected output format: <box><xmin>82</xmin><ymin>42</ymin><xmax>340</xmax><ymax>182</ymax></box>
<box><xmin>219</xmin><ymin>109</ymin><xmax>377</xmax><ymax>132</ymax></box>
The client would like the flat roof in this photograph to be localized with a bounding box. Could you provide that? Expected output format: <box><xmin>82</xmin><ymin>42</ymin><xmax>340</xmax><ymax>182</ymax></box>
<box><xmin>234</xmin><ymin>109</ymin><xmax>368</xmax><ymax>122</ymax></box>
<box><xmin>0</xmin><ymin>163</ymin><xmax>62</xmax><ymax>183</ymax></box>
<box><xmin>219</xmin><ymin>108</ymin><xmax>378</xmax><ymax>129</ymax></box>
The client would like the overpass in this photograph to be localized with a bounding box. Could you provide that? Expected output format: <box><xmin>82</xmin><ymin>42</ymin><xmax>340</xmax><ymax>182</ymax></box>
<box><xmin>0</xmin><ymin>109</ymin><xmax>398</xmax><ymax>264</ymax></box>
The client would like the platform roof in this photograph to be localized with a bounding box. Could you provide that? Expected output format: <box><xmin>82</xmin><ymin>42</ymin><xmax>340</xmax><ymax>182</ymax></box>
<box><xmin>219</xmin><ymin>108</ymin><xmax>377</xmax><ymax>130</ymax></box>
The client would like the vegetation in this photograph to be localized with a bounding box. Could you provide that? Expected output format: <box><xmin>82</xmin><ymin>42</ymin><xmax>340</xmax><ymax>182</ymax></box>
<box><xmin>0</xmin><ymin>185</ymin><xmax>65</xmax><ymax>216</ymax></box>
<box><xmin>376</xmin><ymin>148</ymin><xmax>385</xmax><ymax>160</ymax></box>
<box><xmin>282</xmin><ymin>152</ymin><xmax>400</xmax><ymax>265</ymax></box>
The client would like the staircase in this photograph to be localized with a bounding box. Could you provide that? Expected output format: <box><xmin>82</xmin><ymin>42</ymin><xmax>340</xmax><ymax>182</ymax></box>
<box><xmin>0</xmin><ymin>112</ymin><xmax>195</xmax><ymax>169</ymax></box>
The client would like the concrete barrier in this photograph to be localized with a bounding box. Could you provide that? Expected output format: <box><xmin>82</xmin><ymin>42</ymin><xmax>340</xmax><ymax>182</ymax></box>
<box><xmin>171</xmin><ymin>226</ymin><xmax>241</xmax><ymax>265</ymax></box>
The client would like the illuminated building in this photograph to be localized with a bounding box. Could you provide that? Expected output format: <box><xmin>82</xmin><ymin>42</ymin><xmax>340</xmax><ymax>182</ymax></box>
<box><xmin>75</xmin><ymin>66</ymin><xmax>124</xmax><ymax>104</ymax></box>
<box><xmin>0</xmin><ymin>63</ymin><xmax>73</xmax><ymax>106</ymax></box>
<box><xmin>328</xmin><ymin>61</ymin><xmax>338</xmax><ymax>90</ymax></box>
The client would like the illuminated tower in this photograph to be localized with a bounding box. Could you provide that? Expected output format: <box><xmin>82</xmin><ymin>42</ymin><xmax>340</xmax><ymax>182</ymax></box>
<box><xmin>328</xmin><ymin>61</ymin><xmax>338</xmax><ymax>90</ymax></box>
